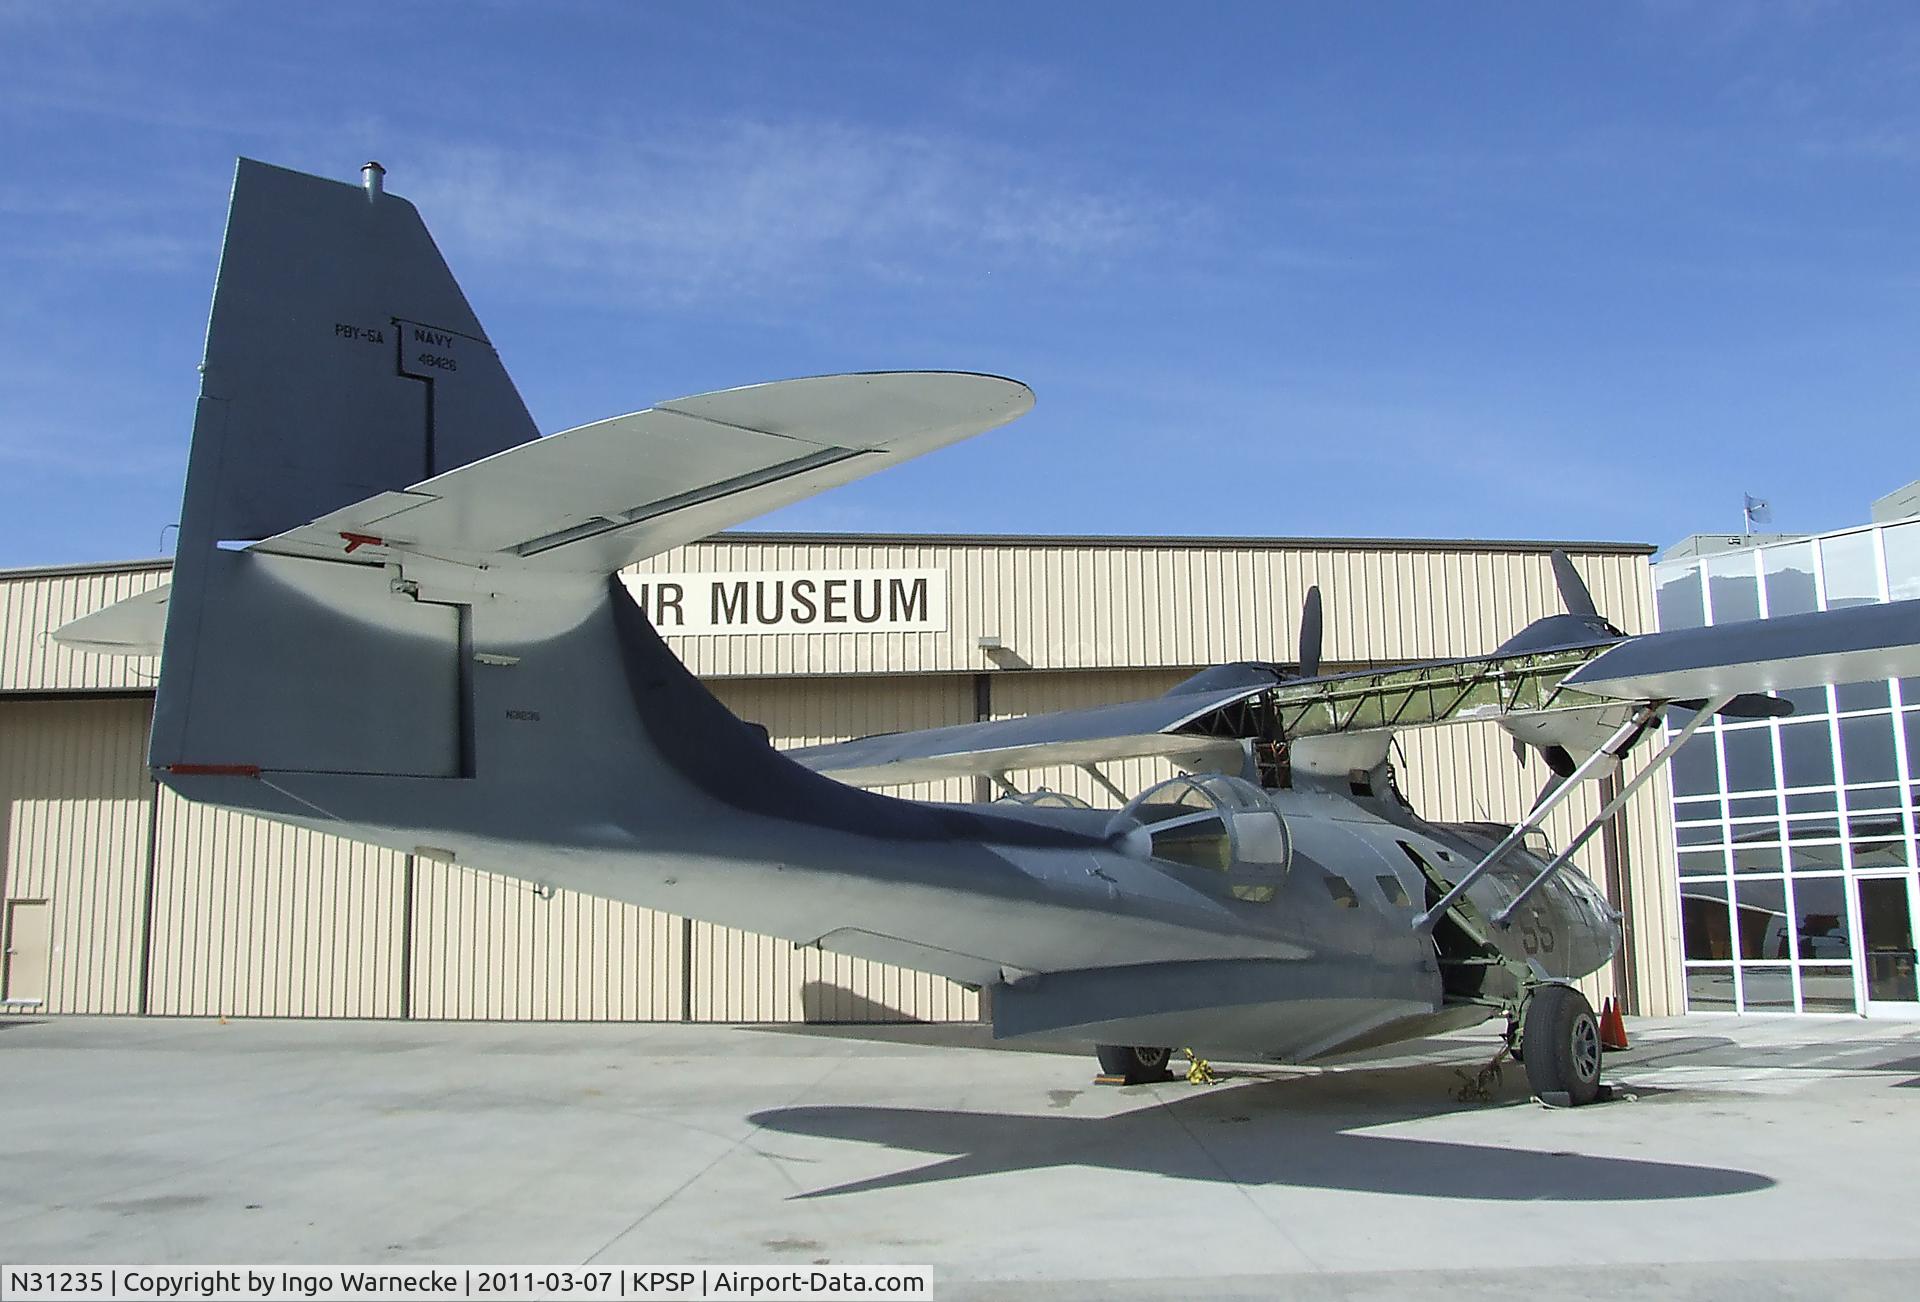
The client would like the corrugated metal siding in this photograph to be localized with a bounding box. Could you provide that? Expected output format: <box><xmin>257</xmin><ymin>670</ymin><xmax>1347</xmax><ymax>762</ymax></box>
<box><xmin>144</xmin><ymin>791</ymin><xmax>406</xmax><ymax>1018</ymax></box>
<box><xmin>409</xmin><ymin>862</ymin><xmax>681</xmax><ymax>1021</ymax></box>
<box><xmin>4</xmin><ymin>545</ymin><xmax>1652</xmax><ymax>688</ymax></box>
<box><xmin>1614</xmin><ymin>569</ymin><xmax>1681</xmax><ymax>1017</ymax></box>
<box><xmin>637</xmin><ymin>540</ymin><xmax>1655</xmax><ymax>678</ymax></box>
<box><xmin>0</xmin><ymin>564</ymin><xmax>167</xmax><ymax>693</ymax></box>
<box><xmin>0</xmin><ymin>539</ymin><xmax>1679</xmax><ymax>1020</ymax></box>
<box><xmin>0</xmin><ymin>698</ymin><xmax>151</xmax><ymax>1013</ymax></box>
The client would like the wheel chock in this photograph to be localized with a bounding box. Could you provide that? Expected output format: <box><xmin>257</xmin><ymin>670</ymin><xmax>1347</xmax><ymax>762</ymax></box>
<box><xmin>1536</xmin><ymin>1082</ymin><xmax>1634</xmax><ymax>1108</ymax></box>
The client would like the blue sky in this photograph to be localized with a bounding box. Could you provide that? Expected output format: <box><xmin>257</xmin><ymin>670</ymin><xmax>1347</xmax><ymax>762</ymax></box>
<box><xmin>3</xmin><ymin>1</ymin><xmax>1917</xmax><ymax>567</ymax></box>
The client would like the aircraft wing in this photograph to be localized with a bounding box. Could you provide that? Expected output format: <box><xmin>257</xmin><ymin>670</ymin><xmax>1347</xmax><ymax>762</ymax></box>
<box><xmin>799</xmin><ymin>600</ymin><xmax>1920</xmax><ymax>787</ymax></box>
<box><xmin>790</xmin><ymin>643</ymin><xmax>1628</xmax><ymax>786</ymax></box>
<box><xmin>248</xmin><ymin>372</ymin><xmax>1032</xmax><ymax>572</ymax></box>
<box><xmin>786</xmin><ymin>686</ymin><xmax>1264</xmax><ymax>785</ymax></box>
<box><xmin>1559</xmin><ymin>599</ymin><xmax>1920</xmax><ymax>701</ymax></box>
<box><xmin>792</xmin><ymin>647</ymin><xmax>1628</xmax><ymax>788</ymax></box>
<box><xmin>1248</xmin><ymin>602</ymin><xmax>1920</xmax><ymax>748</ymax></box>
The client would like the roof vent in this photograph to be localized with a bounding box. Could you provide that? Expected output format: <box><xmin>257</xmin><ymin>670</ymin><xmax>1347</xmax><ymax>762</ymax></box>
<box><xmin>362</xmin><ymin>160</ymin><xmax>386</xmax><ymax>202</ymax></box>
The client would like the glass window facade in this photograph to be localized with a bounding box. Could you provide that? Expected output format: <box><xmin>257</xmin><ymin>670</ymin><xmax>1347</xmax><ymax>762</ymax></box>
<box><xmin>1655</xmin><ymin>521</ymin><xmax>1920</xmax><ymax>1015</ymax></box>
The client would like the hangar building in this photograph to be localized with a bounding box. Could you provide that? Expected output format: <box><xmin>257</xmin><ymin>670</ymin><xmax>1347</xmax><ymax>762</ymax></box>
<box><xmin>1</xmin><ymin>533</ymin><xmax>1682</xmax><ymax>1024</ymax></box>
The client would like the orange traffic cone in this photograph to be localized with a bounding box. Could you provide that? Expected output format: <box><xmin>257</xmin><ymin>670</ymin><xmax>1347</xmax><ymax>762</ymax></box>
<box><xmin>1599</xmin><ymin>998</ymin><xmax>1629</xmax><ymax>1051</ymax></box>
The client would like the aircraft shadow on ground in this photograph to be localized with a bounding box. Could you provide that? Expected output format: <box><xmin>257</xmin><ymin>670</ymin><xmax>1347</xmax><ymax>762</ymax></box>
<box><xmin>750</xmin><ymin>1064</ymin><xmax>1775</xmax><ymax>1202</ymax></box>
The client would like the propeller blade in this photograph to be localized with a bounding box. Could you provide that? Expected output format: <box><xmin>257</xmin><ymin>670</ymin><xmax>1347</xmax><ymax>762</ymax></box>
<box><xmin>1298</xmin><ymin>585</ymin><xmax>1323</xmax><ymax>679</ymax></box>
<box><xmin>1551</xmin><ymin>549</ymin><xmax>1599</xmax><ymax>617</ymax></box>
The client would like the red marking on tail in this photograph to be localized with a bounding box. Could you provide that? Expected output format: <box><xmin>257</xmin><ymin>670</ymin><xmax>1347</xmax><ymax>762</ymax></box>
<box><xmin>165</xmin><ymin>763</ymin><xmax>262</xmax><ymax>778</ymax></box>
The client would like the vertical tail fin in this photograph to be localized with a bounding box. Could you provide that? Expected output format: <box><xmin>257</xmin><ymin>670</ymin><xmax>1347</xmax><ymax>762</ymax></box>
<box><xmin>154</xmin><ymin>159</ymin><xmax>538</xmax><ymax>778</ymax></box>
<box><xmin>181</xmin><ymin>158</ymin><xmax>537</xmax><ymax>542</ymax></box>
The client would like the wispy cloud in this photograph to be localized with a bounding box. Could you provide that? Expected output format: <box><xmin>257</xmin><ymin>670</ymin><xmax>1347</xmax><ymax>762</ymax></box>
<box><xmin>406</xmin><ymin>117</ymin><xmax>1196</xmax><ymax>304</ymax></box>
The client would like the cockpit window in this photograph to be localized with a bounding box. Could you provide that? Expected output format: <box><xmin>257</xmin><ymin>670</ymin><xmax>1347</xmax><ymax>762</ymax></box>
<box><xmin>1232</xmin><ymin>803</ymin><xmax>1290</xmax><ymax>868</ymax></box>
<box><xmin>1325</xmin><ymin>876</ymin><xmax>1360</xmax><ymax>908</ymax></box>
<box><xmin>1149</xmin><ymin>811</ymin><xmax>1234</xmax><ymax>872</ymax></box>
<box><xmin>1375</xmin><ymin>874</ymin><xmax>1411</xmax><ymax>908</ymax></box>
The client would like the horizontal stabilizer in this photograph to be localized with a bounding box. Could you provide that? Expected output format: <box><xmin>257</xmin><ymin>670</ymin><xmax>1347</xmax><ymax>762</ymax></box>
<box><xmin>52</xmin><ymin>583</ymin><xmax>171</xmax><ymax>655</ymax></box>
<box><xmin>1562</xmin><ymin>600</ymin><xmax>1920</xmax><ymax>701</ymax></box>
<box><xmin>252</xmin><ymin>372</ymin><xmax>1032</xmax><ymax>573</ymax></box>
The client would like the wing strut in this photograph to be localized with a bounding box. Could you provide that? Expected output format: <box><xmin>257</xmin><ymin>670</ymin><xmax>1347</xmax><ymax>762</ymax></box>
<box><xmin>1488</xmin><ymin>695</ymin><xmax>1729</xmax><ymax>928</ymax></box>
<box><xmin>1412</xmin><ymin>701</ymin><xmax>1666</xmax><ymax>934</ymax></box>
<box><xmin>1079</xmin><ymin>763</ymin><xmax>1129</xmax><ymax>805</ymax></box>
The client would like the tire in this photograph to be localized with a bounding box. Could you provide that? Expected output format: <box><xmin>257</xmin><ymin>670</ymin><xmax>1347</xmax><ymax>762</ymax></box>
<box><xmin>1095</xmin><ymin>1044</ymin><xmax>1172</xmax><ymax>1084</ymax></box>
<box><xmin>1522</xmin><ymin>985</ymin><xmax>1602</xmax><ymax>1105</ymax></box>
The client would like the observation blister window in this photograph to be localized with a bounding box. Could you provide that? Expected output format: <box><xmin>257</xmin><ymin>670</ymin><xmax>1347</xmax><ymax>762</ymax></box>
<box><xmin>1117</xmin><ymin>774</ymin><xmax>1291</xmax><ymax>876</ymax></box>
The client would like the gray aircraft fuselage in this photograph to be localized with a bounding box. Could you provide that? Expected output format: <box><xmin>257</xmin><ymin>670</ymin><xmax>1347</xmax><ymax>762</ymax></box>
<box><xmin>162</xmin><ymin>573</ymin><xmax>1615</xmax><ymax>1064</ymax></box>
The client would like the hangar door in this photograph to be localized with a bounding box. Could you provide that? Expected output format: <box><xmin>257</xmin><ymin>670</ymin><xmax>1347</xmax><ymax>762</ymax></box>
<box><xmin>0</xmin><ymin>697</ymin><xmax>154</xmax><ymax>1015</ymax></box>
<box><xmin>3</xmin><ymin>900</ymin><xmax>49</xmax><ymax>1006</ymax></box>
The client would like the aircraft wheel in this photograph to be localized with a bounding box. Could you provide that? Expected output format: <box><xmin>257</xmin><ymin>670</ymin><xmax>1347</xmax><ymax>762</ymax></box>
<box><xmin>1522</xmin><ymin>985</ymin><xmax>1602</xmax><ymax>1105</ymax></box>
<box><xmin>1096</xmin><ymin>1044</ymin><xmax>1173</xmax><ymax>1083</ymax></box>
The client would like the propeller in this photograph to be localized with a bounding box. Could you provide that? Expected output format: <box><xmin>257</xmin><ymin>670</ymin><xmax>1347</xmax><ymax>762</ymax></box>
<box><xmin>1159</xmin><ymin>584</ymin><xmax>1326</xmax><ymax>696</ymax></box>
<box><xmin>1501</xmin><ymin>550</ymin><xmax>1629</xmax><ymax>779</ymax></box>
<box><xmin>1298</xmin><ymin>585</ymin><xmax>1323</xmax><ymax>679</ymax></box>
<box><xmin>1550</xmin><ymin>548</ymin><xmax>1599</xmax><ymax>617</ymax></box>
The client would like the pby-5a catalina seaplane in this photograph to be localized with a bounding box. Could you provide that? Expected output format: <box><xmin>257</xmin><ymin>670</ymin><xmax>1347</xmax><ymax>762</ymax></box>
<box><xmin>59</xmin><ymin>161</ymin><xmax>1920</xmax><ymax>1105</ymax></box>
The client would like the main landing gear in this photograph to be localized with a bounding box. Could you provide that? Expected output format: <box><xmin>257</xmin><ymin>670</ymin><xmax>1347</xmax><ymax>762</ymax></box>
<box><xmin>1095</xmin><ymin>1043</ymin><xmax>1175</xmax><ymax>1084</ymax></box>
<box><xmin>1517</xmin><ymin>984</ymin><xmax>1603</xmax><ymax>1106</ymax></box>
<box><xmin>1092</xmin><ymin>991</ymin><xmax>1609</xmax><ymax>1102</ymax></box>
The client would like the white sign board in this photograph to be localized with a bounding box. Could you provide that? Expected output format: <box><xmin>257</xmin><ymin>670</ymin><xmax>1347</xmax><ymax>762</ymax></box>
<box><xmin>622</xmin><ymin>570</ymin><xmax>949</xmax><ymax>635</ymax></box>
